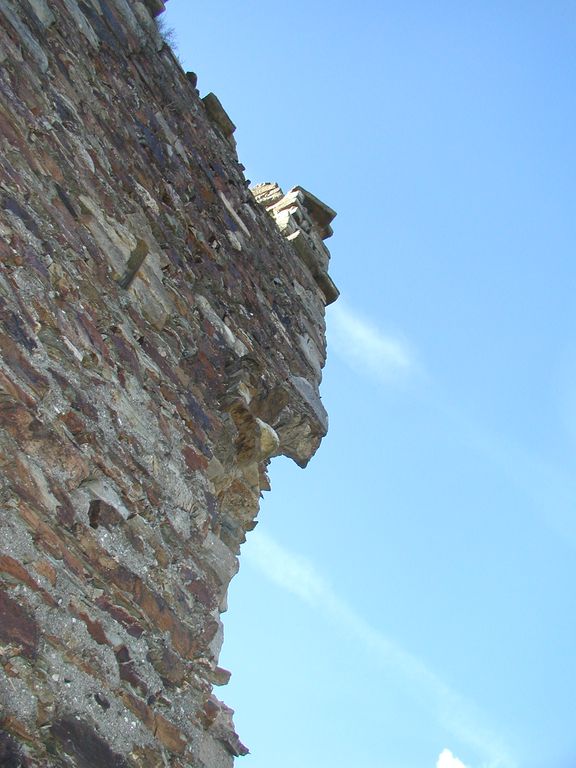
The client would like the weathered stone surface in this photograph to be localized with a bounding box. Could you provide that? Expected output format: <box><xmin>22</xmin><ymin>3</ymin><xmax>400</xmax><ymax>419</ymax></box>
<box><xmin>252</xmin><ymin>182</ymin><xmax>340</xmax><ymax>304</ymax></box>
<box><xmin>23</xmin><ymin>0</ymin><xmax>55</xmax><ymax>28</ymax></box>
<box><xmin>0</xmin><ymin>1</ymin><xmax>337</xmax><ymax>766</ymax></box>
<box><xmin>0</xmin><ymin>730</ymin><xmax>27</xmax><ymax>768</ymax></box>
<box><xmin>202</xmin><ymin>93</ymin><xmax>237</xmax><ymax>143</ymax></box>
<box><xmin>0</xmin><ymin>590</ymin><xmax>39</xmax><ymax>659</ymax></box>
<box><xmin>51</xmin><ymin>718</ymin><xmax>129</xmax><ymax>768</ymax></box>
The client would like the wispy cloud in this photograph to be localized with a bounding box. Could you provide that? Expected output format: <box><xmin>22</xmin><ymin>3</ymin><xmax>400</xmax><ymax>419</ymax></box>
<box><xmin>328</xmin><ymin>303</ymin><xmax>414</xmax><ymax>382</ymax></box>
<box><xmin>245</xmin><ymin>529</ymin><xmax>516</xmax><ymax>768</ymax></box>
<box><xmin>437</xmin><ymin>748</ymin><xmax>469</xmax><ymax>768</ymax></box>
<box><xmin>328</xmin><ymin>303</ymin><xmax>576</xmax><ymax>548</ymax></box>
<box><xmin>329</xmin><ymin>304</ymin><xmax>576</xmax><ymax>550</ymax></box>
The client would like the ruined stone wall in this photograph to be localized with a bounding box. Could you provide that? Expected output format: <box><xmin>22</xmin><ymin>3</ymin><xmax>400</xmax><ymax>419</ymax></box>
<box><xmin>0</xmin><ymin>1</ymin><xmax>337</xmax><ymax>766</ymax></box>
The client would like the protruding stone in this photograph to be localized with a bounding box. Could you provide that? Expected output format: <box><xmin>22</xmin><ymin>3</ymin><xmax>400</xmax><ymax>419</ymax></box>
<box><xmin>255</xmin><ymin>418</ymin><xmax>280</xmax><ymax>460</ymax></box>
<box><xmin>202</xmin><ymin>93</ymin><xmax>237</xmax><ymax>141</ymax></box>
<box><xmin>287</xmin><ymin>229</ymin><xmax>340</xmax><ymax>304</ymax></box>
<box><xmin>24</xmin><ymin>0</ymin><xmax>55</xmax><ymax>27</ymax></box>
<box><xmin>292</xmin><ymin>185</ymin><xmax>337</xmax><ymax>239</ymax></box>
<box><xmin>252</xmin><ymin>182</ymin><xmax>340</xmax><ymax>304</ymax></box>
<box><xmin>251</xmin><ymin>182</ymin><xmax>284</xmax><ymax>208</ymax></box>
<box><xmin>142</xmin><ymin>0</ymin><xmax>166</xmax><ymax>17</ymax></box>
<box><xmin>209</xmin><ymin>666</ymin><xmax>232</xmax><ymax>686</ymax></box>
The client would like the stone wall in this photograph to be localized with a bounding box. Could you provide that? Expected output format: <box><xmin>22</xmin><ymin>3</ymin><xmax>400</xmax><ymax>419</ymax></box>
<box><xmin>0</xmin><ymin>1</ymin><xmax>337</xmax><ymax>766</ymax></box>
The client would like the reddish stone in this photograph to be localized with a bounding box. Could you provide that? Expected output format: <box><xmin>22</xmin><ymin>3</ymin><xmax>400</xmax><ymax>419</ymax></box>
<box><xmin>123</xmin><ymin>690</ymin><xmax>188</xmax><ymax>754</ymax></box>
<box><xmin>0</xmin><ymin>332</ymin><xmax>49</xmax><ymax>398</ymax></box>
<box><xmin>158</xmin><ymin>383</ymin><xmax>178</xmax><ymax>408</ymax></box>
<box><xmin>94</xmin><ymin>596</ymin><xmax>145</xmax><ymax>639</ymax></box>
<box><xmin>147</xmin><ymin>643</ymin><xmax>188</xmax><ymax>687</ymax></box>
<box><xmin>0</xmin><ymin>370</ymin><xmax>36</xmax><ymax>407</ymax></box>
<box><xmin>0</xmin><ymin>554</ymin><xmax>37</xmax><ymax>585</ymax></box>
<box><xmin>0</xmin><ymin>590</ymin><xmax>39</xmax><ymax>658</ymax></box>
<box><xmin>128</xmin><ymin>578</ymin><xmax>194</xmax><ymax>654</ymax></box>
<box><xmin>44</xmin><ymin>633</ymin><xmax>108</xmax><ymax>684</ymax></box>
<box><xmin>0</xmin><ymin>400</ymin><xmax>39</xmax><ymax>443</ymax></box>
<box><xmin>109</xmin><ymin>331</ymin><xmax>142</xmax><ymax>381</ymax></box>
<box><xmin>182</xmin><ymin>446</ymin><xmax>208</xmax><ymax>472</ymax></box>
<box><xmin>123</xmin><ymin>526</ymin><xmax>145</xmax><ymax>554</ymax></box>
<box><xmin>69</xmin><ymin>601</ymin><xmax>109</xmax><ymax>645</ymax></box>
<box><xmin>198</xmin><ymin>618</ymin><xmax>220</xmax><ymax>647</ymax></box>
<box><xmin>18</xmin><ymin>503</ymin><xmax>86</xmax><ymax>578</ymax></box>
<box><xmin>55</xmin><ymin>497</ymin><xmax>77</xmax><ymax>529</ymax></box>
<box><xmin>0</xmin><ymin>407</ymin><xmax>89</xmax><ymax>492</ymax></box>
<box><xmin>92</xmin><ymin>447</ymin><xmax>141</xmax><ymax>490</ymax></box>
<box><xmin>140</xmin><ymin>338</ymin><xmax>179</xmax><ymax>385</ymax></box>
<box><xmin>220</xmin><ymin>730</ymin><xmax>250</xmax><ymax>758</ymax></box>
<box><xmin>118</xmin><ymin>690</ymin><xmax>154</xmax><ymax>731</ymax></box>
<box><xmin>158</xmin><ymin>412</ymin><xmax>172</xmax><ymax>439</ymax></box>
<box><xmin>60</xmin><ymin>410</ymin><xmax>91</xmax><ymax>440</ymax></box>
<box><xmin>32</xmin><ymin>560</ymin><xmax>57</xmax><ymax>586</ymax></box>
<box><xmin>88</xmin><ymin>499</ymin><xmax>124</xmax><ymax>530</ymax></box>
<box><xmin>182</xmin><ymin>570</ymin><xmax>216</xmax><ymax>609</ymax></box>
<box><xmin>129</xmin><ymin>745</ymin><xmax>165</xmax><ymax>768</ymax></box>
<box><xmin>210</xmin><ymin>667</ymin><xmax>232</xmax><ymax>687</ymax></box>
<box><xmin>0</xmin><ymin>300</ymin><xmax>37</xmax><ymax>352</ymax></box>
<box><xmin>84</xmin><ymin>615</ymin><xmax>109</xmax><ymax>645</ymax></box>
<box><xmin>68</xmin><ymin>391</ymin><xmax>99</xmax><ymax>421</ymax></box>
<box><xmin>0</xmin><ymin>554</ymin><xmax>57</xmax><ymax>607</ymax></box>
<box><xmin>140</xmin><ymin>592</ymin><xmax>198</xmax><ymax>659</ymax></box>
<box><xmin>153</xmin><ymin>713</ymin><xmax>188</xmax><ymax>755</ymax></box>
<box><xmin>200</xmin><ymin>697</ymin><xmax>220</xmax><ymax>728</ymax></box>
<box><xmin>51</xmin><ymin>717</ymin><xmax>128</xmax><ymax>768</ymax></box>
<box><xmin>0</xmin><ymin>107</ymin><xmax>25</xmax><ymax>151</ymax></box>
<box><xmin>0</xmin><ymin>715</ymin><xmax>35</xmax><ymax>745</ymax></box>
<box><xmin>74</xmin><ymin>309</ymin><xmax>110</xmax><ymax>360</ymax></box>
<box><xmin>1</xmin><ymin>454</ymin><xmax>52</xmax><ymax>512</ymax></box>
<box><xmin>114</xmin><ymin>645</ymin><xmax>148</xmax><ymax>694</ymax></box>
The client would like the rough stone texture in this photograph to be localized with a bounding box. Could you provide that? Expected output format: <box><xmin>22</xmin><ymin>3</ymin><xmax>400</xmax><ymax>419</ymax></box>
<box><xmin>0</xmin><ymin>1</ymin><xmax>337</xmax><ymax>766</ymax></box>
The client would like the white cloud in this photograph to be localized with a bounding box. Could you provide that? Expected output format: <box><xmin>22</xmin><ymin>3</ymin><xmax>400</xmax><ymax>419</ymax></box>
<box><xmin>437</xmin><ymin>748</ymin><xmax>468</xmax><ymax>768</ymax></box>
<box><xmin>328</xmin><ymin>303</ymin><xmax>414</xmax><ymax>382</ymax></box>
<box><xmin>246</xmin><ymin>531</ymin><xmax>329</xmax><ymax>607</ymax></box>
<box><xmin>244</xmin><ymin>529</ymin><xmax>516</xmax><ymax>768</ymax></box>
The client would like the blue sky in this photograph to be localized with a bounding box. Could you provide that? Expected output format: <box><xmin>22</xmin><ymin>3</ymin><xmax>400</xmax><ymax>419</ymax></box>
<box><xmin>164</xmin><ymin>3</ymin><xmax>576</xmax><ymax>767</ymax></box>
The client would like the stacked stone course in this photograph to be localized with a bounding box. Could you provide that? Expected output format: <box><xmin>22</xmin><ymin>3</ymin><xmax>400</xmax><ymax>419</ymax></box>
<box><xmin>0</xmin><ymin>1</ymin><xmax>337</xmax><ymax>766</ymax></box>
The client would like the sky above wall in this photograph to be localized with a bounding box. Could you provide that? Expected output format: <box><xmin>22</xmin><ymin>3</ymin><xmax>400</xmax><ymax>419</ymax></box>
<box><xmin>164</xmin><ymin>3</ymin><xmax>576</xmax><ymax>767</ymax></box>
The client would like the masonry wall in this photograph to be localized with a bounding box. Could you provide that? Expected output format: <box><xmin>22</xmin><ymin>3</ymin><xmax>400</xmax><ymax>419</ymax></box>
<box><xmin>0</xmin><ymin>1</ymin><xmax>337</xmax><ymax>766</ymax></box>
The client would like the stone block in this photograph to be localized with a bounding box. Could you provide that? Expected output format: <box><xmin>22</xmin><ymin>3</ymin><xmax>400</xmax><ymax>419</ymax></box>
<box><xmin>0</xmin><ymin>590</ymin><xmax>39</xmax><ymax>659</ymax></box>
<box><xmin>202</xmin><ymin>93</ymin><xmax>237</xmax><ymax>140</ymax></box>
<box><xmin>23</xmin><ymin>0</ymin><xmax>55</xmax><ymax>28</ymax></box>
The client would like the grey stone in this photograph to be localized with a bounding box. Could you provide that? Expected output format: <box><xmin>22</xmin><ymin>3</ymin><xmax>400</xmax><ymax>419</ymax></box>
<box><xmin>202</xmin><ymin>93</ymin><xmax>237</xmax><ymax>139</ymax></box>
<box><xmin>24</xmin><ymin>0</ymin><xmax>55</xmax><ymax>27</ymax></box>
<box><xmin>0</xmin><ymin>0</ymin><xmax>49</xmax><ymax>71</ymax></box>
<box><xmin>61</xmin><ymin>0</ymin><xmax>100</xmax><ymax>49</ymax></box>
<box><xmin>289</xmin><ymin>374</ymin><xmax>329</xmax><ymax>434</ymax></box>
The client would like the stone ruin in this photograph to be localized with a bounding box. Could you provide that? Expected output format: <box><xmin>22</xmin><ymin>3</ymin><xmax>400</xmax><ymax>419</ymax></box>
<box><xmin>0</xmin><ymin>1</ymin><xmax>338</xmax><ymax>766</ymax></box>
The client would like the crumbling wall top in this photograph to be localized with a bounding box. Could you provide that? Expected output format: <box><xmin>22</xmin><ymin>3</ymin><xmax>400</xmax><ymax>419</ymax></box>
<box><xmin>252</xmin><ymin>183</ymin><xmax>340</xmax><ymax>305</ymax></box>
